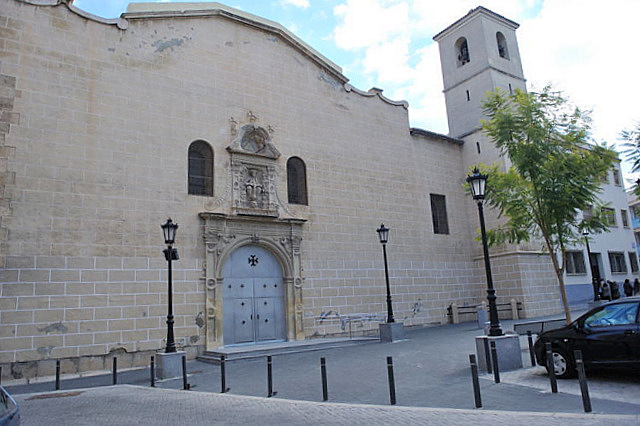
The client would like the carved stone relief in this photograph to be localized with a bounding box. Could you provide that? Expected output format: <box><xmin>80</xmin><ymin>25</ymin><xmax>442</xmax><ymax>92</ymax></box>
<box><xmin>227</xmin><ymin>120</ymin><xmax>281</xmax><ymax>217</ymax></box>
<box><xmin>227</xmin><ymin>123</ymin><xmax>280</xmax><ymax>159</ymax></box>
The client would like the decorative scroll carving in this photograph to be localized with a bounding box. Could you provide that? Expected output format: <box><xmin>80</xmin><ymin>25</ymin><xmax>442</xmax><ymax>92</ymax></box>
<box><xmin>206</xmin><ymin>301</ymin><xmax>216</xmax><ymax>319</ymax></box>
<box><xmin>230</xmin><ymin>117</ymin><xmax>238</xmax><ymax>137</ymax></box>
<box><xmin>280</xmin><ymin>237</ymin><xmax>291</xmax><ymax>254</ymax></box>
<box><xmin>280</xmin><ymin>235</ymin><xmax>303</xmax><ymax>258</ymax></box>
<box><xmin>204</xmin><ymin>231</ymin><xmax>236</xmax><ymax>255</ymax></box>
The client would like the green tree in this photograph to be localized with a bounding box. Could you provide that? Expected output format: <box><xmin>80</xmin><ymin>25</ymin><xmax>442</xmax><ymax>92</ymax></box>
<box><xmin>478</xmin><ymin>87</ymin><xmax>617</xmax><ymax>323</ymax></box>
<box><xmin>620</xmin><ymin>122</ymin><xmax>640</xmax><ymax>195</ymax></box>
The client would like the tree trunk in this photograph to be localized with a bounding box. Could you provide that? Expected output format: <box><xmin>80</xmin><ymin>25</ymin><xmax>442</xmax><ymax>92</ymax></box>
<box><xmin>548</xmin><ymin>248</ymin><xmax>572</xmax><ymax>324</ymax></box>
<box><xmin>555</xmin><ymin>269</ymin><xmax>572</xmax><ymax>324</ymax></box>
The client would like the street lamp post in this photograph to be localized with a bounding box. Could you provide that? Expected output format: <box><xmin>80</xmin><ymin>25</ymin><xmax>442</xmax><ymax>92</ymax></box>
<box><xmin>161</xmin><ymin>218</ymin><xmax>179</xmax><ymax>353</ymax></box>
<box><xmin>466</xmin><ymin>168</ymin><xmax>503</xmax><ymax>337</ymax></box>
<box><xmin>583</xmin><ymin>230</ymin><xmax>600</xmax><ymax>301</ymax></box>
<box><xmin>377</xmin><ymin>224</ymin><xmax>395</xmax><ymax>323</ymax></box>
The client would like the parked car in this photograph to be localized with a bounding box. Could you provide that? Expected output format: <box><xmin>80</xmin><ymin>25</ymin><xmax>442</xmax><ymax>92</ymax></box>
<box><xmin>534</xmin><ymin>297</ymin><xmax>640</xmax><ymax>379</ymax></box>
<box><xmin>0</xmin><ymin>386</ymin><xmax>19</xmax><ymax>426</ymax></box>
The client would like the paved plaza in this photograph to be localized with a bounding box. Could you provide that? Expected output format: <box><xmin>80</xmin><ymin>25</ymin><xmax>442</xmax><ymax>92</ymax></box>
<box><xmin>7</xmin><ymin>319</ymin><xmax>640</xmax><ymax>424</ymax></box>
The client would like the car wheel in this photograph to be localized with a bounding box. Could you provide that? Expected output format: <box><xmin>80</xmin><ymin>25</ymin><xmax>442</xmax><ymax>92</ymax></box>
<box><xmin>547</xmin><ymin>349</ymin><xmax>575</xmax><ymax>379</ymax></box>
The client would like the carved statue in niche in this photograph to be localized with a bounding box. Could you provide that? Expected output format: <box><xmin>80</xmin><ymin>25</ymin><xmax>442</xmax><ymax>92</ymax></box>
<box><xmin>244</xmin><ymin>168</ymin><xmax>264</xmax><ymax>208</ymax></box>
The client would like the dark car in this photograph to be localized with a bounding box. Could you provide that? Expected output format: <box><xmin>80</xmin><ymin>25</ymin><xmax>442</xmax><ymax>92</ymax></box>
<box><xmin>534</xmin><ymin>297</ymin><xmax>640</xmax><ymax>379</ymax></box>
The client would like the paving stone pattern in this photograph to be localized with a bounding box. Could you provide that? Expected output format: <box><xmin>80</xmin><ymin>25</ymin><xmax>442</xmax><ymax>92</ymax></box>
<box><xmin>8</xmin><ymin>321</ymin><xmax>640</xmax><ymax>424</ymax></box>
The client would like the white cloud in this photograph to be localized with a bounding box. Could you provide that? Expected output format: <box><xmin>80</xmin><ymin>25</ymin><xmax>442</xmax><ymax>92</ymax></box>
<box><xmin>281</xmin><ymin>0</ymin><xmax>310</xmax><ymax>8</ymax></box>
<box><xmin>519</xmin><ymin>0</ymin><xmax>640</xmax><ymax>151</ymax></box>
<box><xmin>332</xmin><ymin>0</ymin><xmax>409</xmax><ymax>50</ymax></box>
<box><xmin>362</xmin><ymin>37</ymin><xmax>413</xmax><ymax>84</ymax></box>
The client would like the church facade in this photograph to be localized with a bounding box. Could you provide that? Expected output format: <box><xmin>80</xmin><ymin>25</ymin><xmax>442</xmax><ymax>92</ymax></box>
<box><xmin>0</xmin><ymin>0</ymin><xmax>635</xmax><ymax>380</ymax></box>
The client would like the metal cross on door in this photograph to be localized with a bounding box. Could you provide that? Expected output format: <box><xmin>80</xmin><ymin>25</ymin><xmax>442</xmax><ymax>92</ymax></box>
<box><xmin>222</xmin><ymin>245</ymin><xmax>286</xmax><ymax>345</ymax></box>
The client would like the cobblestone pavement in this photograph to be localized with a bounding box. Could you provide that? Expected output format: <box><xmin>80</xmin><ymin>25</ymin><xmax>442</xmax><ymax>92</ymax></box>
<box><xmin>12</xmin><ymin>385</ymin><xmax>640</xmax><ymax>426</ymax></box>
<box><xmin>7</xmin><ymin>319</ymin><xmax>640</xmax><ymax>424</ymax></box>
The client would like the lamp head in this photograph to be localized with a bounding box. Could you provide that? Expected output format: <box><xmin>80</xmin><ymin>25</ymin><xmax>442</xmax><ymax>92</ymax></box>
<box><xmin>376</xmin><ymin>223</ymin><xmax>389</xmax><ymax>245</ymax></box>
<box><xmin>161</xmin><ymin>218</ymin><xmax>178</xmax><ymax>245</ymax></box>
<box><xmin>466</xmin><ymin>167</ymin><xmax>487</xmax><ymax>200</ymax></box>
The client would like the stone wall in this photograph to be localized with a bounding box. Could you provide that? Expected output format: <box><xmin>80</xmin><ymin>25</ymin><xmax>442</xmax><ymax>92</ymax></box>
<box><xmin>0</xmin><ymin>0</ymin><xmax>488</xmax><ymax>380</ymax></box>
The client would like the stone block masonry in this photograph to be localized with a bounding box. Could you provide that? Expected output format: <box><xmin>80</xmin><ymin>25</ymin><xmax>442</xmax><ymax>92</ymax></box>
<box><xmin>0</xmin><ymin>254</ymin><xmax>205</xmax><ymax>380</ymax></box>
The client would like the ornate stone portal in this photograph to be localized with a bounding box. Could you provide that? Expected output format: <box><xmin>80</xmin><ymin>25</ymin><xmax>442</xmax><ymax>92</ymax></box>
<box><xmin>200</xmin><ymin>213</ymin><xmax>306</xmax><ymax>349</ymax></box>
<box><xmin>200</xmin><ymin>116</ymin><xmax>306</xmax><ymax>349</ymax></box>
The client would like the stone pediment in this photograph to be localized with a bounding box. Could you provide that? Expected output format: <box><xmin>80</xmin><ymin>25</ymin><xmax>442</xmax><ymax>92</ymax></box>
<box><xmin>227</xmin><ymin>124</ymin><xmax>280</xmax><ymax>159</ymax></box>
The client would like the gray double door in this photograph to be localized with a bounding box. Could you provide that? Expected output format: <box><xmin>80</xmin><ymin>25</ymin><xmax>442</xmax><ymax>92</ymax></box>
<box><xmin>222</xmin><ymin>245</ymin><xmax>286</xmax><ymax>345</ymax></box>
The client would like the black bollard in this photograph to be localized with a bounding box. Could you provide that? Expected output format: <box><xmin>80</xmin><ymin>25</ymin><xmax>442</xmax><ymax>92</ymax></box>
<box><xmin>527</xmin><ymin>331</ymin><xmax>536</xmax><ymax>367</ymax></box>
<box><xmin>0</xmin><ymin>366</ymin><xmax>2</xmax><ymax>386</ymax></box>
<box><xmin>55</xmin><ymin>360</ymin><xmax>60</xmax><ymax>390</ymax></box>
<box><xmin>574</xmin><ymin>350</ymin><xmax>592</xmax><ymax>413</ymax></box>
<box><xmin>150</xmin><ymin>356</ymin><xmax>155</xmax><ymax>387</ymax></box>
<box><xmin>112</xmin><ymin>357</ymin><xmax>117</xmax><ymax>385</ymax></box>
<box><xmin>220</xmin><ymin>355</ymin><xmax>228</xmax><ymax>393</ymax></box>
<box><xmin>469</xmin><ymin>354</ymin><xmax>482</xmax><ymax>408</ymax></box>
<box><xmin>482</xmin><ymin>338</ymin><xmax>492</xmax><ymax>374</ymax></box>
<box><xmin>320</xmin><ymin>357</ymin><xmax>328</xmax><ymax>402</ymax></box>
<box><xmin>182</xmin><ymin>355</ymin><xmax>189</xmax><ymax>390</ymax></box>
<box><xmin>386</xmin><ymin>356</ymin><xmax>396</xmax><ymax>405</ymax></box>
<box><xmin>544</xmin><ymin>342</ymin><xmax>557</xmax><ymax>393</ymax></box>
<box><xmin>490</xmin><ymin>341</ymin><xmax>500</xmax><ymax>384</ymax></box>
<box><xmin>267</xmin><ymin>356</ymin><xmax>274</xmax><ymax>398</ymax></box>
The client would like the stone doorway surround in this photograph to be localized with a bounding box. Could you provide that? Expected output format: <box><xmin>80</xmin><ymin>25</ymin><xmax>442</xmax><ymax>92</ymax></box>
<box><xmin>200</xmin><ymin>213</ymin><xmax>306</xmax><ymax>350</ymax></box>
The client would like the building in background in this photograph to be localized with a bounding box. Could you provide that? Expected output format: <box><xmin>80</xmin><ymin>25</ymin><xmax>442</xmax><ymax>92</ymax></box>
<box><xmin>627</xmin><ymin>191</ymin><xmax>640</xmax><ymax>269</ymax></box>
<box><xmin>564</xmin><ymin>164</ymin><xmax>638</xmax><ymax>305</ymax></box>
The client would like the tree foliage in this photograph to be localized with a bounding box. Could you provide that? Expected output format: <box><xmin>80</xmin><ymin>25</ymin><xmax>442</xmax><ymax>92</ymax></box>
<box><xmin>620</xmin><ymin>122</ymin><xmax>640</xmax><ymax>195</ymax></box>
<box><xmin>479</xmin><ymin>87</ymin><xmax>617</xmax><ymax>323</ymax></box>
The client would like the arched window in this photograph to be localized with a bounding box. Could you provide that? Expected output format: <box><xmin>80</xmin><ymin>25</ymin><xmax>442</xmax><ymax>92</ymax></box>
<box><xmin>455</xmin><ymin>37</ymin><xmax>470</xmax><ymax>67</ymax></box>
<box><xmin>496</xmin><ymin>32</ymin><xmax>509</xmax><ymax>60</ymax></box>
<box><xmin>287</xmin><ymin>157</ymin><xmax>308</xmax><ymax>205</ymax></box>
<box><xmin>188</xmin><ymin>140</ymin><xmax>213</xmax><ymax>196</ymax></box>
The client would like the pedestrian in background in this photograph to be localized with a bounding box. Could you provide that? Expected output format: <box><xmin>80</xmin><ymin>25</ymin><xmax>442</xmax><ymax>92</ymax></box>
<box><xmin>610</xmin><ymin>281</ymin><xmax>620</xmax><ymax>300</ymax></box>
<box><xmin>601</xmin><ymin>281</ymin><xmax>611</xmax><ymax>301</ymax></box>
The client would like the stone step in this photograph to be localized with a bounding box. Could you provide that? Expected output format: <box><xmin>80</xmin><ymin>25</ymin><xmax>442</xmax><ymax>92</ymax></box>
<box><xmin>197</xmin><ymin>337</ymin><xmax>378</xmax><ymax>364</ymax></box>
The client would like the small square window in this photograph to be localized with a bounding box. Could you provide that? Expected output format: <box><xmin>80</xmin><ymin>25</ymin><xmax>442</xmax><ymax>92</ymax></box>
<box><xmin>603</xmin><ymin>208</ymin><xmax>617</xmax><ymax>227</ymax></box>
<box><xmin>566</xmin><ymin>251</ymin><xmax>586</xmax><ymax>275</ymax></box>
<box><xmin>613</xmin><ymin>169</ymin><xmax>621</xmax><ymax>186</ymax></box>
<box><xmin>628</xmin><ymin>252</ymin><xmax>639</xmax><ymax>273</ymax></box>
<box><xmin>622</xmin><ymin>209</ymin><xmax>629</xmax><ymax>228</ymax></box>
<box><xmin>609</xmin><ymin>252</ymin><xmax>627</xmax><ymax>274</ymax></box>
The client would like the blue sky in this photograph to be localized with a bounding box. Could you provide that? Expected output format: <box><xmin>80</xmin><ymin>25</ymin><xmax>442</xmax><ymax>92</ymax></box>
<box><xmin>72</xmin><ymin>0</ymin><xmax>640</xmax><ymax>181</ymax></box>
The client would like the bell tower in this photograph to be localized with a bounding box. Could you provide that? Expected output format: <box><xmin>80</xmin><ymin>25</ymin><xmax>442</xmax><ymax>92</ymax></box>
<box><xmin>434</xmin><ymin>6</ymin><xmax>526</xmax><ymax>169</ymax></box>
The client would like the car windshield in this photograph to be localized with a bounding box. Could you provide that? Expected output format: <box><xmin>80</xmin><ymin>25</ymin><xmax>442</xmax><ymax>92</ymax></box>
<box><xmin>584</xmin><ymin>302</ymin><xmax>639</xmax><ymax>327</ymax></box>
